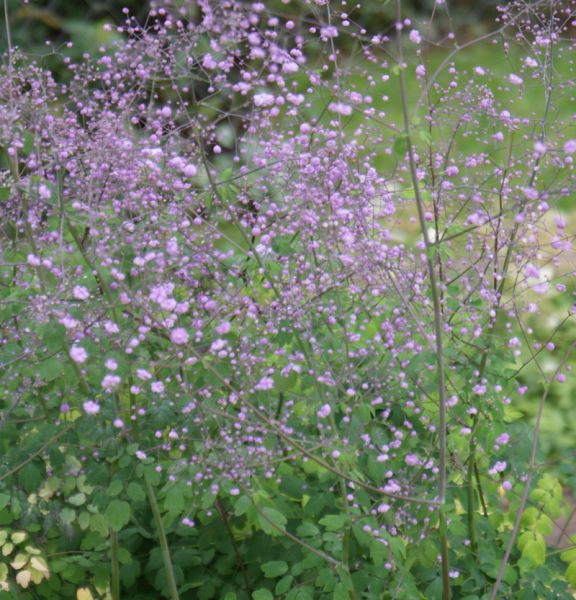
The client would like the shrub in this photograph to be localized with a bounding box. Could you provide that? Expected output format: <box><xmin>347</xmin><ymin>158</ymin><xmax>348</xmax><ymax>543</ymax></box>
<box><xmin>1</xmin><ymin>0</ymin><xmax>576</xmax><ymax>598</ymax></box>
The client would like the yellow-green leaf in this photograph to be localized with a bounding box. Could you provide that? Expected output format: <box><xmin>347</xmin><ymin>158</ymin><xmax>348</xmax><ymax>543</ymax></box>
<box><xmin>2</xmin><ymin>543</ymin><xmax>14</xmax><ymax>556</ymax></box>
<box><xmin>522</xmin><ymin>539</ymin><xmax>546</xmax><ymax>566</ymax></box>
<box><xmin>30</xmin><ymin>556</ymin><xmax>49</xmax><ymax>575</ymax></box>
<box><xmin>15</xmin><ymin>569</ymin><xmax>31</xmax><ymax>588</ymax></box>
<box><xmin>77</xmin><ymin>587</ymin><xmax>94</xmax><ymax>600</ymax></box>
<box><xmin>11</xmin><ymin>532</ymin><xmax>27</xmax><ymax>544</ymax></box>
<box><xmin>11</xmin><ymin>553</ymin><xmax>28</xmax><ymax>570</ymax></box>
<box><xmin>565</xmin><ymin>561</ymin><xmax>576</xmax><ymax>588</ymax></box>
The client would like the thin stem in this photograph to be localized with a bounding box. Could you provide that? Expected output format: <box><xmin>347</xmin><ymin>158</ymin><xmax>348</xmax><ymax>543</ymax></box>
<box><xmin>110</xmin><ymin>531</ymin><xmax>121</xmax><ymax>600</ymax></box>
<box><xmin>396</xmin><ymin>5</ymin><xmax>449</xmax><ymax>595</ymax></box>
<box><xmin>247</xmin><ymin>494</ymin><xmax>343</xmax><ymax>569</ymax></box>
<box><xmin>439</xmin><ymin>513</ymin><xmax>451</xmax><ymax>599</ymax></box>
<box><xmin>474</xmin><ymin>463</ymin><xmax>488</xmax><ymax>518</ymax></box>
<box><xmin>144</xmin><ymin>477</ymin><xmax>180</xmax><ymax>600</ymax></box>
<box><xmin>215</xmin><ymin>498</ymin><xmax>252</xmax><ymax>596</ymax></box>
<box><xmin>466</xmin><ymin>432</ymin><xmax>478</xmax><ymax>556</ymax></box>
<box><xmin>395</xmin><ymin>2</ymin><xmax>447</xmax><ymax>506</ymax></box>
<box><xmin>556</xmin><ymin>505</ymin><xmax>576</xmax><ymax>547</ymax></box>
<box><xmin>0</xmin><ymin>425</ymin><xmax>71</xmax><ymax>482</ymax></box>
<box><xmin>3</xmin><ymin>0</ymin><xmax>13</xmax><ymax>62</ymax></box>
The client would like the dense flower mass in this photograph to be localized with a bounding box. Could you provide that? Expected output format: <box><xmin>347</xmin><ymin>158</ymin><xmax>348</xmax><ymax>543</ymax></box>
<box><xmin>1</xmin><ymin>0</ymin><xmax>576</xmax><ymax>598</ymax></box>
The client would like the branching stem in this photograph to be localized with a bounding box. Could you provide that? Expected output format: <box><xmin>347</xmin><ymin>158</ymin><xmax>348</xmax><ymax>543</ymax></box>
<box><xmin>396</xmin><ymin>3</ymin><xmax>450</xmax><ymax>595</ymax></box>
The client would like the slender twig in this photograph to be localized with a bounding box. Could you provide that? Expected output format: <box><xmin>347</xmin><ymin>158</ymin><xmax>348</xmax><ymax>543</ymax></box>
<box><xmin>110</xmin><ymin>531</ymin><xmax>121</xmax><ymax>600</ymax></box>
<box><xmin>395</xmin><ymin>1</ymin><xmax>447</xmax><ymax>507</ymax></box>
<box><xmin>246</xmin><ymin>493</ymin><xmax>343</xmax><ymax>569</ymax></box>
<box><xmin>556</xmin><ymin>505</ymin><xmax>576</xmax><ymax>547</ymax></box>
<box><xmin>396</xmin><ymin>5</ymin><xmax>450</xmax><ymax>595</ymax></box>
<box><xmin>215</xmin><ymin>498</ymin><xmax>252</xmax><ymax>596</ymax></box>
<box><xmin>144</xmin><ymin>477</ymin><xmax>180</xmax><ymax>600</ymax></box>
<box><xmin>0</xmin><ymin>425</ymin><xmax>71</xmax><ymax>482</ymax></box>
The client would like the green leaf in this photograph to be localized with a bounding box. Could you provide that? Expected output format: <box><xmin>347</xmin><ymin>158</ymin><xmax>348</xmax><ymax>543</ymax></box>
<box><xmin>257</xmin><ymin>507</ymin><xmax>287</xmax><ymax>536</ymax></box>
<box><xmin>39</xmin><ymin>322</ymin><xmax>66</xmax><ymax>348</ymax></box>
<box><xmin>90</xmin><ymin>513</ymin><xmax>109</xmax><ymax>537</ymax></box>
<box><xmin>517</xmin><ymin>531</ymin><xmax>534</xmax><ymax>553</ymax></box>
<box><xmin>68</xmin><ymin>492</ymin><xmax>87</xmax><ymax>506</ymax></box>
<box><xmin>234</xmin><ymin>495</ymin><xmax>251</xmax><ymax>516</ymax></box>
<box><xmin>105</xmin><ymin>500</ymin><xmax>131</xmax><ymax>532</ymax></box>
<box><xmin>319</xmin><ymin>514</ymin><xmax>348</xmax><ymax>532</ymax></box>
<box><xmin>296</xmin><ymin>522</ymin><xmax>319</xmax><ymax>537</ymax></box>
<box><xmin>60</xmin><ymin>508</ymin><xmax>76</xmax><ymax>525</ymax></box>
<box><xmin>425</xmin><ymin>577</ymin><xmax>443</xmax><ymax>600</ymax></box>
<box><xmin>535</xmin><ymin>515</ymin><xmax>553</xmax><ymax>536</ymax></box>
<box><xmin>22</xmin><ymin>130</ymin><xmax>34</xmax><ymax>156</ymax></box>
<box><xmin>164</xmin><ymin>486</ymin><xmax>185</xmax><ymax>515</ymax></box>
<box><xmin>0</xmin><ymin>494</ymin><xmax>9</xmax><ymax>511</ymax></box>
<box><xmin>117</xmin><ymin>547</ymin><xmax>132</xmax><ymax>565</ymax></box>
<box><xmin>560</xmin><ymin>546</ymin><xmax>576</xmax><ymax>563</ymax></box>
<box><xmin>522</xmin><ymin>539</ymin><xmax>546</xmax><ymax>566</ymax></box>
<box><xmin>529</xmin><ymin>489</ymin><xmax>549</xmax><ymax>505</ymax></box>
<box><xmin>0</xmin><ymin>187</ymin><xmax>10</xmax><ymax>202</ymax></box>
<box><xmin>261</xmin><ymin>561</ymin><xmax>288</xmax><ymax>578</ymax></box>
<box><xmin>126</xmin><ymin>482</ymin><xmax>146</xmax><ymax>502</ymax></box>
<box><xmin>252</xmin><ymin>590</ymin><xmax>273</xmax><ymax>600</ymax></box>
<box><xmin>38</xmin><ymin>356</ymin><xmax>65</xmax><ymax>382</ymax></box>
<box><xmin>418</xmin><ymin>538</ymin><xmax>438</xmax><ymax>568</ymax></box>
<box><xmin>565</xmin><ymin>561</ymin><xmax>576</xmax><ymax>588</ymax></box>
<box><xmin>520</xmin><ymin>507</ymin><xmax>539</xmax><ymax>528</ymax></box>
<box><xmin>19</xmin><ymin>463</ymin><xmax>43</xmax><ymax>492</ymax></box>
<box><xmin>275</xmin><ymin>575</ymin><xmax>293</xmax><ymax>595</ymax></box>
<box><xmin>78</xmin><ymin>511</ymin><xmax>90</xmax><ymax>530</ymax></box>
<box><xmin>271</xmin><ymin>235</ymin><xmax>296</xmax><ymax>256</ymax></box>
<box><xmin>387</xmin><ymin>536</ymin><xmax>407</xmax><ymax>561</ymax></box>
<box><xmin>370</xmin><ymin>539</ymin><xmax>388</xmax><ymax>566</ymax></box>
<box><xmin>503</xmin><ymin>565</ymin><xmax>518</xmax><ymax>586</ymax></box>
<box><xmin>333</xmin><ymin>583</ymin><xmax>349</xmax><ymax>600</ymax></box>
<box><xmin>106</xmin><ymin>480</ymin><xmax>124</xmax><ymax>497</ymax></box>
<box><xmin>292</xmin><ymin>587</ymin><xmax>314</xmax><ymax>600</ymax></box>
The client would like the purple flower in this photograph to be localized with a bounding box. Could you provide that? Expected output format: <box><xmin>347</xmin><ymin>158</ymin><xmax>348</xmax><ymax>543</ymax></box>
<box><xmin>151</xmin><ymin>381</ymin><xmax>165</xmax><ymax>394</ymax></box>
<box><xmin>69</xmin><ymin>345</ymin><xmax>88</xmax><ymax>364</ymax></box>
<box><xmin>409</xmin><ymin>30</ymin><xmax>421</xmax><ymax>44</ymax></box>
<box><xmin>73</xmin><ymin>286</ymin><xmax>90</xmax><ymax>300</ymax></box>
<box><xmin>102</xmin><ymin>374</ymin><xmax>121</xmax><ymax>392</ymax></box>
<box><xmin>170</xmin><ymin>327</ymin><xmax>189</xmax><ymax>345</ymax></box>
<box><xmin>254</xmin><ymin>93</ymin><xmax>275</xmax><ymax>107</ymax></box>
<box><xmin>405</xmin><ymin>454</ymin><xmax>419</xmax><ymax>466</ymax></box>
<box><xmin>255</xmin><ymin>376</ymin><xmax>274</xmax><ymax>391</ymax></box>
<box><xmin>83</xmin><ymin>401</ymin><xmax>100</xmax><ymax>415</ymax></box>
